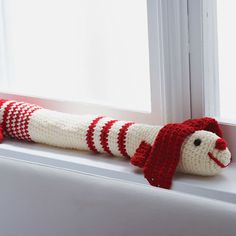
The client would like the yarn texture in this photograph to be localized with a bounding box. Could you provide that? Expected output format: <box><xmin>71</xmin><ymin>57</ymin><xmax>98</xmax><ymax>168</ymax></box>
<box><xmin>0</xmin><ymin>99</ymin><xmax>232</xmax><ymax>189</ymax></box>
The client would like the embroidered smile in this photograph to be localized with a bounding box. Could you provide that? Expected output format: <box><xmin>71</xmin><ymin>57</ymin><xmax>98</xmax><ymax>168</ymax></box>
<box><xmin>208</xmin><ymin>152</ymin><xmax>229</xmax><ymax>168</ymax></box>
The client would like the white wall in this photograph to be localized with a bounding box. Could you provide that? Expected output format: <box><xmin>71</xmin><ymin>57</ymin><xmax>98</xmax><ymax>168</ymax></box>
<box><xmin>0</xmin><ymin>157</ymin><xmax>236</xmax><ymax>236</ymax></box>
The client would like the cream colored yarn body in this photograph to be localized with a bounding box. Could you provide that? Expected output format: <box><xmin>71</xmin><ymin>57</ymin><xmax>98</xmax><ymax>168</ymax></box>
<box><xmin>28</xmin><ymin>109</ymin><xmax>161</xmax><ymax>157</ymax></box>
<box><xmin>0</xmin><ymin>101</ymin><xmax>231</xmax><ymax>177</ymax></box>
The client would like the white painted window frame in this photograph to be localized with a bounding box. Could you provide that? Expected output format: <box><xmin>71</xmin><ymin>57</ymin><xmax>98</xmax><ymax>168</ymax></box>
<box><xmin>0</xmin><ymin>0</ymin><xmax>236</xmax><ymax>201</ymax></box>
<box><xmin>188</xmin><ymin>0</ymin><xmax>236</xmax><ymax>159</ymax></box>
<box><xmin>0</xmin><ymin>0</ymin><xmax>191</xmax><ymax>125</ymax></box>
<box><xmin>188</xmin><ymin>0</ymin><xmax>219</xmax><ymax>118</ymax></box>
<box><xmin>1</xmin><ymin>0</ymin><xmax>234</xmax><ymax>156</ymax></box>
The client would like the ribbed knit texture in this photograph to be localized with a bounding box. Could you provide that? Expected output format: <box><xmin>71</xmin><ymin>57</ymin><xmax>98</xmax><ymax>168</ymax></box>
<box><xmin>143</xmin><ymin>124</ymin><xmax>196</xmax><ymax>189</ymax></box>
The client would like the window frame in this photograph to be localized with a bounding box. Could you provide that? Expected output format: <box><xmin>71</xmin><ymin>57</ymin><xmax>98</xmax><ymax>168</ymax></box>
<box><xmin>188</xmin><ymin>0</ymin><xmax>219</xmax><ymax>118</ymax></box>
<box><xmin>188</xmin><ymin>0</ymin><xmax>236</xmax><ymax>160</ymax></box>
<box><xmin>0</xmin><ymin>0</ymin><xmax>235</xmax><ymax>199</ymax></box>
<box><xmin>0</xmin><ymin>0</ymin><xmax>191</xmax><ymax>125</ymax></box>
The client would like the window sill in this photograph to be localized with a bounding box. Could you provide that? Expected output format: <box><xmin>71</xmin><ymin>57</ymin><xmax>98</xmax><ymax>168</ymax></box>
<box><xmin>0</xmin><ymin>139</ymin><xmax>235</xmax><ymax>204</ymax></box>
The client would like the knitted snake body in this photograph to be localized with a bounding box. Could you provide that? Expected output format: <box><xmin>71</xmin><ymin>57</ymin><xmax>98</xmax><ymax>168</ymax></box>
<box><xmin>0</xmin><ymin>99</ymin><xmax>160</xmax><ymax>157</ymax></box>
<box><xmin>0</xmin><ymin>99</ymin><xmax>232</xmax><ymax>189</ymax></box>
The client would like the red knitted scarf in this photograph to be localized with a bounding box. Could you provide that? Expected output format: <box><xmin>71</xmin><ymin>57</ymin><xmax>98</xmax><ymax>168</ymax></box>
<box><xmin>131</xmin><ymin>117</ymin><xmax>223</xmax><ymax>189</ymax></box>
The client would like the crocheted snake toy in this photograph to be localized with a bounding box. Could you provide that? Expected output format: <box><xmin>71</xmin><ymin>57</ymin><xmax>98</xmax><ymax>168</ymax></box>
<box><xmin>0</xmin><ymin>99</ymin><xmax>232</xmax><ymax>189</ymax></box>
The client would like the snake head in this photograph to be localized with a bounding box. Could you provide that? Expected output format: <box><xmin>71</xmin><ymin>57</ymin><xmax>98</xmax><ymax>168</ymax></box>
<box><xmin>178</xmin><ymin>130</ymin><xmax>232</xmax><ymax>176</ymax></box>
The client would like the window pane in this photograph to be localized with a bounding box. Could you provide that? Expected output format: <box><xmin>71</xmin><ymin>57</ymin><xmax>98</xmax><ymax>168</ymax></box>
<box><xmin>1</xmin><ymin>0</ymin><xmax>151</xmax><ymax>112</ymax></box>
<box><xmin>217</xmin><ymin>0</ymin><xmax>236</xmax><ymax>119</ymax></box>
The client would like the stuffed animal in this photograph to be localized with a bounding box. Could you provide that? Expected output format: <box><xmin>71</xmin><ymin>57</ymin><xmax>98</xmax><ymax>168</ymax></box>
<box><xmin>0</xmin><ymin>99</ymin><xmax>232</xmax><ymax>189</ymax></box>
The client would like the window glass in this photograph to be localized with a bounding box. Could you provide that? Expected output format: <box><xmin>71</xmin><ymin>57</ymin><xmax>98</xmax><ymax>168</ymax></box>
<box><xmin>2</xmin><ymin>0</ymin><xmax>151</xmax><ymax>112</ymax></box>
<box><xmin>217</xmin><ymin>0</ymin><xmax>236</xmax><ymax>119</ymax></box>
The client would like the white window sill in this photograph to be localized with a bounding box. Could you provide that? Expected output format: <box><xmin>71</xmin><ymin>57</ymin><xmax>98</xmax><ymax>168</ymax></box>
<box><xmin>0</xmin><ymin>139</ymin><xmax>235</xmax><ymax>204</ymax></box>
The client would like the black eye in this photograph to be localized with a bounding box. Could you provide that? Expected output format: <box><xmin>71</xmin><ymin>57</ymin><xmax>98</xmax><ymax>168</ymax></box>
<box><xmin>194</xmin><ymin>139</ymin><xmax>202</xmax><ymax>146</ymax></box>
